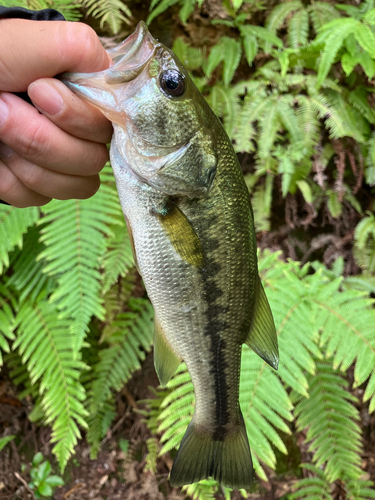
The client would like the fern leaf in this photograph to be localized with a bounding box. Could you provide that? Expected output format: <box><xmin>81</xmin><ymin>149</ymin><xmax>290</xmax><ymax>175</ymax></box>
<box><xmin>308</xmin><ymin>2</ymin><xmax>340</xmax><ymax>32</ymax></box>
<box><xmin>87</xmin><ymin>298</ymin><xmax>153</xmax><ymax>457</ymax></box>
<box><xmin>241</xmin><ymin>32</ymin><xmax>257</xmax><ymax>66</ymax></box>
<box><xmin>233</xmin><ymin>93</ymin><xmax>268</xmax><ymax>153</ymax></box>
<box><xmin>38</xmin><ymin>182</ymin><xmax>120</xmax><ymax>353</ymax></box>
<box><xmin>258</xmin><ymin>97</ymin><xmax>280</xmax><ymax>160</ymax></box>
<box><xmin>265</xmin><ymin>1</ymin><xmax>302</xmax><ymax>52</ymax></box>
<box><xmin>0</xmin><ymin>283</ymin><xmax>17</xmax><ymax>366</ymax></box>
<box><xmin>288</xmin><ymin>9</ymin><xmax>309</xmax><ymax>48</ymax></box>
<box><xmin>13</xmin><ymin>297</ymin><xmax>88</xmax><ymax>469</ymax></box>
<box><xmin>240</xmin><ymin>25</ymin><xmax>283</xmax><ymax>53</ymax></box>
<box><xmin>208</xmin><ymin>84</ymin><xmax>239</xmax><ymax>137</ymax></box>
<box><xmin>147</xmin><ymin>0</ymin><xmax>180</xmax><ymax>25</ymax></box>
<box><xmin>309</xmin><ymin>92</ymin><xmax>363</xmax><ymax>141</ymax></box>
<box><xmin>354</xmin><ymin>22</ymin><xmax>375</xmax><ymax>59</ymax></box>
<box><xmin>251</xmin><ymin>175</ymin><xmax>273</xmax><ymax>232</ymax></box>
<box><xmin>294</xmin><ymin>362</ymin><xmax>363</xmax><ymax>482</ymax></box>
<box><xmin>0</xmin><ymin>205</ymin><xmax>39</xmax><ymax>274</ymax></box>
<box><xmin>289</xmin><ymin>464</ymin><xmax>332</xmax><ymax>500</ymax></box>
<box><xmin>316</xmin><ymin>18</ymin><xmax>357</xmax><ymax>88</ymax></box>
<box><xmin>6</xmin><ymin>227</ymin><xmax>52</xmax><ymax>304</ymax></box>
<box><xmin>82</xmin><ymin>0</ymin><xmax>131</xmax><ymax>34</ymax></box>
<box><xmin>313</xmin><ymin>282</ymin><xmax>375</xmax><ymax>410</ymax></box>
<box><xmin>182</xmin><ymin>479</ymin><xmax>217</xmax><ymax>500</ymax></box>
<box><xmin>102</xmin><ymin>224</ymin><xmax>134</xmax><ymax>294</ymax></box>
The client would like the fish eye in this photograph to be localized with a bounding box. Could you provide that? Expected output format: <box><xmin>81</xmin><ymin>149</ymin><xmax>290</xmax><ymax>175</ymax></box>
<box><xmin>160</xmin><ymin>70</ymin><xmax>185</xmax><ymax>97</ymax></box>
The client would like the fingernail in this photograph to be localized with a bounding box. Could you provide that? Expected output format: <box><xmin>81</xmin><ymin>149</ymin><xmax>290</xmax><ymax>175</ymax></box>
<box><xmin>28</xmin><ymin>81</ymin><xmax>64</xmax><ymax>116</ymax></box>
<box><xmin>0</xmin><ymin>98</ymin><xmax>9</xmax><ymax>128</ymax></box>
<box><xmin>0</xmin><ymin>142</ymin><xmax>13</xmax><ymax>158</ymax></box>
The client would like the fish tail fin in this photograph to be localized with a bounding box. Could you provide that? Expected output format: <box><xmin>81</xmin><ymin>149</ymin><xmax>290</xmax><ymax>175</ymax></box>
<box><xmin>169</xmin><ymin>415</ymin><xmax>253</xmax><ymax>490</ymax></box>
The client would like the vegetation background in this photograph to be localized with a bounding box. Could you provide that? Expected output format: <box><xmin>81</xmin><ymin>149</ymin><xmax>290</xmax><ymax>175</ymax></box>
<box><xmin>1</xmin><ymin>0</ymin><xmax>375</xmax><ymax>498</ymax></box>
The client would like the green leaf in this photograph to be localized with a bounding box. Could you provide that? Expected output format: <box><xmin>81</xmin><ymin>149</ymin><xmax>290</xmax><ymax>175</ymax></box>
<box><xmin>45</xmin><ymin>475</ymin><xmax>64</xmax><ymax>487</ymax></box>
<box><xmin>316</xmin><ymin>18</ymin><xmax>357</xmax><ymax>88</ymax></box>
<box><xmin>355</xmin><ymin>22</ymin><xmax>375</xmax><ymax>58</ymax></box>
<box><xmin>327</xmin><ymin>191</ymin><xmax>342</xmax><ymax>218</ymax></box>
<box><xmin>37</xmin><ymin>461</ymin><xmax>51</xmax><ymax>481</ymax></box>
<box><xmin>241</xmin><ymin>25</ymin><xmax>283</xmax><ymax>53</ymax></box>
<box><xmin>0</xmin><ymin>435</ymin><xmax>15</xmax><ymax>452</ymax></box>
<box><xmin>33</xmin><ymin>452</ymin><xmax>44</xmax><ymax>466</ymax></box>
<box><xmin>37</xmin><ymin>482</ymin><xmax>52</xmax><ymax>497</ymax></box>
<box><xmin>241</xmin><ymin>33</ymin><xmax>257</xmax><ymax>66</ymax></box>
<box><xmin>0</xmin><ymin>206</ymin><xmax>39</xmax><ymax>274</ymax></box>
<box><xmin>146</xmin><ymin>0</ymin><xmax>179</xmax><ymax>24</ymax></box>
<box><xmin>288</xmin><ymin>9</ymin><xmax>309</xmax><ymax>48</ymax></box>
<box><xmin>297</xmin><ymin>180</ymin><xmax>313</xmax><ymax>203</ymax></box>
<box><xmin>265</xmin><ymin>1</ymin><xmax>302</xmax><ymax>52</ymax></box>
<box><xmin>341</xmin><ymin>51</ymin><xmax>358</xmax><ymax>76</ymax></box>
<box><xmin>38</xmin><ymin>177</ymin><xmax>121</xmax><ymax>353</ymax></box>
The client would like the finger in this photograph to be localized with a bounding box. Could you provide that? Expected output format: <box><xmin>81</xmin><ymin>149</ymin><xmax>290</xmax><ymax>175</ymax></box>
<box><xmin>2</xmin><ymin>146</ymin><xmax>101</xmax><ymax>201</ymax></box>
<box><xmin>0</xmin><ymin>92</ymin><xmax>109</xmax><ymax>176</ymax></box>
<box><xmin>0</xmin><ymin>150</ymin><xmax>51</xmax><ymax>208</ymax></box>
<box><xmin>0</xmin><ymin>20</ymin><xmax>110</xmax><ymax>92</ymax></box>
<box><xmin>28</xmin><ymin>78</ymin><xmax>113</xmax><ymax>144</ymax></box>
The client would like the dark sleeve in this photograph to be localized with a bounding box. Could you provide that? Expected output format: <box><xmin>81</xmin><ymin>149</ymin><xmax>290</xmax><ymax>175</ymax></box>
<box><xmin>0</xmin><ymin>6</ymin><xmax>65</xmax><ymax>21</ymax></box>
<box><xmin>0</xmin><ymin>6</ymin><xmax>65</xmax><ymax>206</ymax></box>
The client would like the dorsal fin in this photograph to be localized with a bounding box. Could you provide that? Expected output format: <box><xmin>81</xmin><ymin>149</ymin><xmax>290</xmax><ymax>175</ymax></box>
<box><xmin>245</xmin><ymin>277</ymin><xmax>279</xmax><ymax>369</ymax></box>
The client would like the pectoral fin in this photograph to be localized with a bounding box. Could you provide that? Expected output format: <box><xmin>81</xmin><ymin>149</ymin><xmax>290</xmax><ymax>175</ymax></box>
<box><xmin>245</xmin><ymin>277</ymin><xmax>279</xmax><ymax>369</ymax></box>
<box><xmin>154</xmin><ymin>316</ymin><xmax>181</xmax><ymax>386</ymax></box>
<box><xmin>124</xmin><ymin>216</ymin><xmax>140</xmax><ymax>274</ymax></box>
<box><xmin>156</xmin><ymin>200</ymin><xmax>204</xmax><ymax>268</ymax></box>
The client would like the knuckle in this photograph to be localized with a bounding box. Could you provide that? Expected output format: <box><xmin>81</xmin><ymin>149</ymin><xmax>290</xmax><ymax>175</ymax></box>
<box><xmin>18</xmin><ymin>118</ymin><xmax>49</xmax><ymax>159</ymax></box>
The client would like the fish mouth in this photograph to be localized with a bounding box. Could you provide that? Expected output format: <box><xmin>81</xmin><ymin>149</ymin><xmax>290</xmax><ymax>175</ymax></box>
<box><xmin>59</xmin><ymin>21</ymin><xmax>158</xmax><ymax>115</ymax></box>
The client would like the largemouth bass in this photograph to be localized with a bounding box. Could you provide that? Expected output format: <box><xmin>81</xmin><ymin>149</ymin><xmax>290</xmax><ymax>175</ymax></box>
<box><xmin>62</xmin><ymin>21</ymin><xmax>278</xmax><ymax>489</ymax></box>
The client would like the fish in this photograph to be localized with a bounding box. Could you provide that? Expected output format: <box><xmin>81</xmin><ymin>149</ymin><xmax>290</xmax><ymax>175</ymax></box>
<box><xmin>61</xmin><ymin>21</ymin><xmax>278</xmax><ymax>490</ymax></box>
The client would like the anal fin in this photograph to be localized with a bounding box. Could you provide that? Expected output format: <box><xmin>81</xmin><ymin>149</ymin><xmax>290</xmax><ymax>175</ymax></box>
<box><xmin>245</xmin><ymin>277</ymin><xmax>279</xmax><ymax>369</ymax></box>
<box><xmin>154</xmin><ymin>316</ymin><xmax>181</xmax><ymax>387</ymax></box>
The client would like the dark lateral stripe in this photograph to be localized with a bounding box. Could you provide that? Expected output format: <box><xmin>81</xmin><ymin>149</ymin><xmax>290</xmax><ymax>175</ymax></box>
<box><xmin>199</xmin><ymin>240</ymin><xmax>231</xmax><ymax>438</ymax></box>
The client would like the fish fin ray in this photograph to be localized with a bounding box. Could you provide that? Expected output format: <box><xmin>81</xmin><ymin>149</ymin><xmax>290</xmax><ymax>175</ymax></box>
<box><xmin>154</xmin><ymin>316</ymin><xmax>181</xmax><ymax>387</ymax></box>
<box><xmin>156</xmin><ymin>200</ymin><xmax>204</xmax><ymax>268</ymax></box>
<box><xmin>170</xmin><ymin>416</ymin><xmax>254</xmax><ymax>489</ymax></box>
<box><xmin>124</xmin><ymin>216</ymin><xmax>140</xmax><ymax>274</ymax></box>
<box><xmin>245</xmin><ymin>276</ymin><xmax>279</xmax><ymax>369</ymax></box>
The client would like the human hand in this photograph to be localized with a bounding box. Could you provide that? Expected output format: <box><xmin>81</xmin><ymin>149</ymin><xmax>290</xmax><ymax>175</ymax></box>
<box><xmin>0</xmin><ymin>19</ymin><xmax>113</xmax><ymax>207</ymax></box>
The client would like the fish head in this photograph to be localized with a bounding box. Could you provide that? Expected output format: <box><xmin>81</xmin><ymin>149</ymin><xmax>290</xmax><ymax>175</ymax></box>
<box><xmin>61</xmin><ymin>21</ymin><xmax>218</xmax><ymax>197</ymax></box>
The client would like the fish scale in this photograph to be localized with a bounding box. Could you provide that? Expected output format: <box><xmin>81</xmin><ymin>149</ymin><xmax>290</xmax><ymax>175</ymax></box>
<box><xmin>62</xmin><ymin>21</ymin><xmax>278</xmax><ymax>490</ymax></box>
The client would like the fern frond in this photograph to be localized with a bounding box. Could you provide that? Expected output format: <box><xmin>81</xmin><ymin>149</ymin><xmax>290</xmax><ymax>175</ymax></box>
<box><xmin>13</xmin><ymin>297</ymin><xmax>88</xmax><ymax>469</ymax></box>
<box><xmin>316</xmin><ymin>18</ymin><xmax>357</xmax><ymax>88</ymax></box>
<box><xmin>81</xmin><ymin>0</ymin><xmax>131</xmax><ymax>34</ymax></box>
<box><xmin>233</xmin><ymin>93</ymin><xmax>268</xmax><ymax>153</ymax></box>
<box><xmin>308</xmin><ymin>2</ymin><xmax>340</xmax><ymax>32</ymax></box>
<box><xmin>147</xmin><ymin>0</ymin><xmax>180</xmax><ymax>25</ymax></box>
<box><xmin>86</xmin><ymin>298</ymin><xmax>153</xmax><ymax>457</ymax></box>
<box><xmin>38</xmin><ymin>182</ymin><xmax>120</xmax><ymax>353</ymax></box>
<box><xmin>309</xmin><ymin>92</ymin><xmax>360</xmax><ymax>140</ymax></box>
<box><xmin>257</xmin><ymin>96</ymin><xmax>280</xmax><ymax>160</ymax></box>
<box><xmin>0</xmin><ymin>283</ymin><xmax>16</xmax><ymax>366</ymax></box>
<box><xmin>7</xmin><ymin>227</ymin><xmax>53</xmax><ymax>304</ymax></box>
<box><xmin>265</xmin><ymin>1</ymin><xmax>302</xmax><ymax>52</ymax></box>
<box><xmin>313</xmin><ymin>282</ymin><xmax>375</xmax><ymax>411</ymax></box>
<box><xmin>289</xmin><ymin>464</ymin><xmax>332</xmax><ymax>500</ymax></box>
<box><xmin>288</xmin><ymin>9</ymin><xmax>309</xmax><ymax>48</ymax></box>
<box><xmin>294</xmin><ymin>362</ymin><xmax>363</xmax><ymax>482</ymax></box>
<box><xmin>0</xmin><ymin>205</ymin><xmax>39</xmax><ymax>274</ymax></box>
<box><xmin>102</xmin><ymin>224</ymin><xmax>134</xmax><ymax>294</ymax></box>
<box><xmin>182</xmin><ymin>479</ymin><xmax>218</xmax><ymax>500</ymax></box>
<box><xmin>251</xmin><ymin>175</ymin><xmax>273</xmax><ymax>232</ymax></box>
<box><xmin>345</xmin><ymin>478</ymin><xmax>375</xmax><ymax>499</ymax></box>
